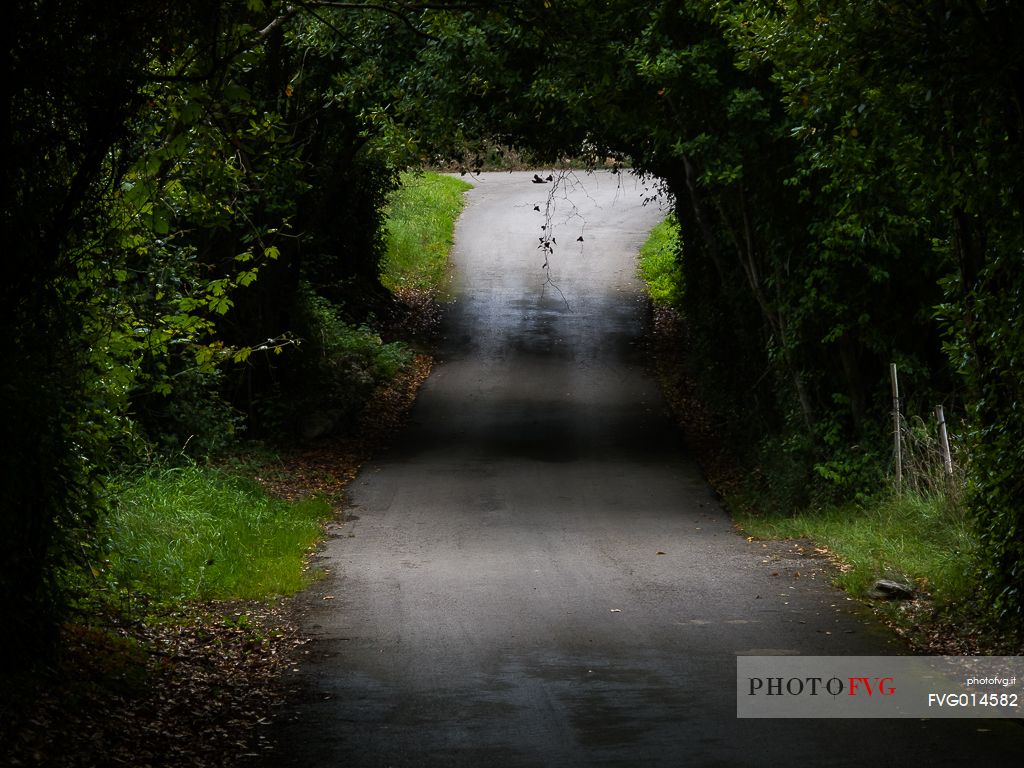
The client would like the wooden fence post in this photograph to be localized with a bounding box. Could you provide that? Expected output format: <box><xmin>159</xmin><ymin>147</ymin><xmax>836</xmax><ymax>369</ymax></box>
<box><xmin>936</xmin><ymin>405</ymin><xmax>954</xmax><ymax>476</ymax></box>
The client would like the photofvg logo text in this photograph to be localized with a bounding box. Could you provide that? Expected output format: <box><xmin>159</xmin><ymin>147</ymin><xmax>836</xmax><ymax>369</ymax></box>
<box><xmin>748</xmin><ymin>674</ymin><xmax>895</xmax><ymax>698</ymax></box>
<box><xmin>737</xmin><ymin>656</ymin><xmax>1024</xmax><ymax>719</ymax></box>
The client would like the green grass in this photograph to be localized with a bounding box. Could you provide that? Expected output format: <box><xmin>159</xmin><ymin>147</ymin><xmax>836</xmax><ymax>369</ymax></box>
<box><xmin>101</xmin><ymin>464</ymin><xmax>332</xmax><ymax>604</ymax></box>
<box><xmin>735</xmin><ymin>493</ymin><xmax>980</xmax><ymax>605</ymax></box>
<box><xmin>638</xmin><ymin>213</ymin><xmax>683</xmax><ymax>307</ymax></box>
<box><xmin>381</xmin><ymin>171</ymin><xmax>472</xmax><ymax>296</ymax></box>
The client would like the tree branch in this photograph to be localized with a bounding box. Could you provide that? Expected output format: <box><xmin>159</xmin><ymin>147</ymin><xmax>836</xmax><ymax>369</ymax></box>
<box><xmin>303</xmin><ymin>1</ymin><xmax>441</xmax><ymax>41</ymax></box>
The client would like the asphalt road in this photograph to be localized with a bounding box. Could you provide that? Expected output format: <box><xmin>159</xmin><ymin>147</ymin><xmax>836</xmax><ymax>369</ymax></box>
<box><xmin>266</xmin><ymin>171</ymin><xmax>1023</xmax><ymax>766</ymax></box>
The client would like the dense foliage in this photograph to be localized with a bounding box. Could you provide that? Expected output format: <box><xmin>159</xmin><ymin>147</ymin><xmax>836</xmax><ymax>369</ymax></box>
<box><xmin>4</xmin><ymin>0</ymin><xmax>434</xmax><ymax>664</ymax></box>
<box><xmin>5</xmin><ymin>0</ymin><xmax>1023</xmax><ymax>665</ymax></box>
<box><xmin>399</xmin><ymin>0</ymin><xmax>1024</xmax><ymax>620</ymax></box>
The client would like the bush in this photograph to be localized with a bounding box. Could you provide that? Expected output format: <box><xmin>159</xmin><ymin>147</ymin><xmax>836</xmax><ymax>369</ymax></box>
<box><xmin>132</xmin><ymin>367</ymin><xmax>243</xmax><ymax>459</ymax></box>
<box><xmin>256</xmin><ymin>286</ymin><xmax>412</xmax><ymax>438</ymax></box>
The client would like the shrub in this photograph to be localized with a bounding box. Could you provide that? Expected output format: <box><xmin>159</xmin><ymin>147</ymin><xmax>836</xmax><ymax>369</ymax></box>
<box><xmin>256</xmin><ymin>286</ymin><xmax>412</xmax><ymax>438</ymax></box>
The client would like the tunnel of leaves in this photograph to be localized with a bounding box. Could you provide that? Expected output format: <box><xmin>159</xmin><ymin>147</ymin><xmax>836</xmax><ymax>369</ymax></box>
<box><xmin>4</xmin><ymin>1</ymin><xmax>1023</xmax><ymax>681</ymax></box>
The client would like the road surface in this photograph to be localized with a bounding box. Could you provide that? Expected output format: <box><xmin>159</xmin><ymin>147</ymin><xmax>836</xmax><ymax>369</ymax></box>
<box><xmin>266</xmin><ymin>171</ymin><xmax>1022</xmax><ymax>766</ymax></box>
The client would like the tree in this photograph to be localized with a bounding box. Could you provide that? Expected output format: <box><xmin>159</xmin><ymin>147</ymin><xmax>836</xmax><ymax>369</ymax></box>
<box><xmin>4</xmin><ymin>0</ymin><xmax>216</xmax><ymax>663</ymax></box>
<box><xmin>2</xmin><ymin>0</ymin><xmax>442</xmax><ymax>665</ymax></box>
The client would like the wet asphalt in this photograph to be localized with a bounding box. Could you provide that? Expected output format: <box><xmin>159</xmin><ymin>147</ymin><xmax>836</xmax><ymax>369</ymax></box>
<box><xmin>265</xmin><ymin>171</ymin><xmax>1023</xmax><ymax>766</ymax></box>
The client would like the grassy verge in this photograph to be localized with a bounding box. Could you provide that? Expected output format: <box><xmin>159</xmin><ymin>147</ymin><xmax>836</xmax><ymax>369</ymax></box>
<box><xmin>637</xmin><ymin>212</ymin><xmax>682</xmax><ymax>307</ymax></box>
<box><xmin>381</xmin><ymin>170</ymin><xmax>472</xmax><ymax>296</ymax></box>
<box><xmin>5</xmin><ymin>463</ymin><xmax>330</xmax><ymax>767</ymax></box>
<box><xmin>733</xmin><ymin>494</ymin><xmax>979</xmax><ymax>606</ymax></box>
<box><xmin>99</xmin><ymin>463</ymin><xmax>332</xmax><ymax>607</ymax></box>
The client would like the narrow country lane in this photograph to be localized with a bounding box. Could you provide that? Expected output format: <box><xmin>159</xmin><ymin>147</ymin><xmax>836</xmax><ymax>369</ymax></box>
<box><xmin>266</xmin><ymin>171</ymin><xmax>1023</xmax><ymax>767</ymax></box>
